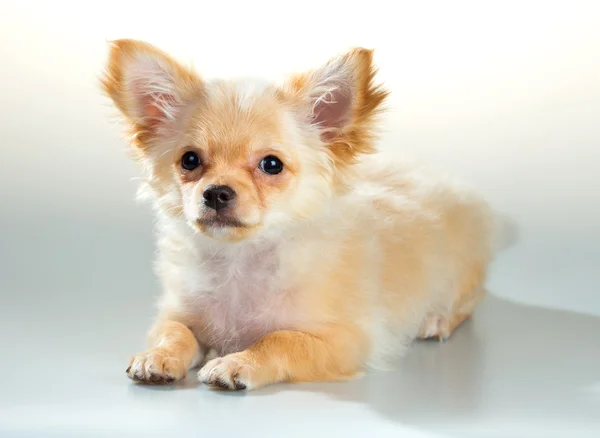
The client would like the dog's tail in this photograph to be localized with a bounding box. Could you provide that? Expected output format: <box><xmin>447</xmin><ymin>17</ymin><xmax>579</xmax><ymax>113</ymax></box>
<box><xmin>490</xmin><ymin>211</ymin><xmax>518</xmax><ymax>254</ymax></box>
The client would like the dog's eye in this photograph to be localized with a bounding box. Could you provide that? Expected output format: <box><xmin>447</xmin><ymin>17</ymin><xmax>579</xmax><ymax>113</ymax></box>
<box><xmin>259</xmin><ymin>155</ymin><xmax>284</xmax><ymax>175</ymax></box>
<box><xmin>181</xmin><ymin>151</ymin><xmax>201</xmax><ymax>171</ymax></box>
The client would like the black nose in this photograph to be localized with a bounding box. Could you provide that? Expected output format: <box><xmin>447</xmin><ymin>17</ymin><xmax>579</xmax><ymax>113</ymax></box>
<box><xmin>203</xmin><ymin>185</ymin><xmax>236</xmax><ymax>211</ymax></box>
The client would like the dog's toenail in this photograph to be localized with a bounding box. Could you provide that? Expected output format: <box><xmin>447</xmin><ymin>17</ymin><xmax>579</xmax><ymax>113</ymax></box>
<box><xmin>213</xmin><ymin>378</ymin><xmax>230</xmax><ymax>389</ymax></box>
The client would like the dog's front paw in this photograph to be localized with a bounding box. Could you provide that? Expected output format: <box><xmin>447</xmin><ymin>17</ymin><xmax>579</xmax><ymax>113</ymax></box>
<box><xmin>126</xmin><ymin>348</ymin><xmax>186</xmax><ymax>384</ymax></box>
<box><xmin>198</xmin><ymin>353</ymin><xmax>256</xmax><ymax>391</ymax></box>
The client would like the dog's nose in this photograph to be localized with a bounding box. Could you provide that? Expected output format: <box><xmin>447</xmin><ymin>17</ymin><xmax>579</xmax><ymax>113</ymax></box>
<box><xmin>203</xmin><ymin>185</ymin><xmax>236</xmax><ymax>211</ymax></box>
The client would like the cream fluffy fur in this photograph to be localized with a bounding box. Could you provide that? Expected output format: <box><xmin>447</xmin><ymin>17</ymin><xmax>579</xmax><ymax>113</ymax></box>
<box><xmin>101</xmin><ymin>39</ymin><xmax>516</xmax><ymax>390</ymax></box>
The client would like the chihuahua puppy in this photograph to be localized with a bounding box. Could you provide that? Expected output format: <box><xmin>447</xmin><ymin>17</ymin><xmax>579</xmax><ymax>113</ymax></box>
<box><xmin>102</xmin><ymin>40</ymin><xmax>514</xmax><ymax>390</ymax></box>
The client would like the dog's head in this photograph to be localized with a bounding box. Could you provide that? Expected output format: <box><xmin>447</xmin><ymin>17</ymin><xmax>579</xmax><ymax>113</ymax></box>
<box><xmin>102</xmin><ymin>40</ymin><xmax>387</xmax><ymax>242</ymax></box>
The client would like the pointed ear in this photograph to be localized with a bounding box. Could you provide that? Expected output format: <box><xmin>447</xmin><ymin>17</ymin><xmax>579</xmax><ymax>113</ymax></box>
<box><xmin>286</xmin><ymin>48</ymin><xmax>388</xmax><ymax>164</ymax></box>
<box><xmin>101</xmin><ymin>39</ymin><xmax>203</xmax><ymax>151</ymax></box>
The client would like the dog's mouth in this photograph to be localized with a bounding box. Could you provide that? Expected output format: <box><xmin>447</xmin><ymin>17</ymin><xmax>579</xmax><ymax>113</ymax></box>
<box><xmin>196</xmin><ymin>215</ymin><xmax>246</xmax><ymax>229</ymax></box>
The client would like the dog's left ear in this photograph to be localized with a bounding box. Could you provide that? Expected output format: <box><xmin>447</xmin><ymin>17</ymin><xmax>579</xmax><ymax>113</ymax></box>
<box><xmin>284</xmin><ymin>48</ymin><xmax>388</xmax><ymax>165</ymax></box>
<box><xmin>101</xmin><ymin>39</ymin><xmax>203</xmax><ymax>153</ymax></box>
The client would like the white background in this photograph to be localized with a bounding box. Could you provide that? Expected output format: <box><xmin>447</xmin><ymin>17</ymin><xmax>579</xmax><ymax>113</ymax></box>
<box><xmin>2</xmin><ymin>0</ymin><xmax>598</xmax><ymax>313</ymax></box>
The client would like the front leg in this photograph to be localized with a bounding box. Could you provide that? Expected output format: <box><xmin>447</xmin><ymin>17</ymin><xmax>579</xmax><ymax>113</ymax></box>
<box><xmin>199</xmin><ymin>327</ymin><xmax>366</xmax><ymax>390</ymax></box>
<box><xmin>127</xmin><ymin>320</ymin><xmax>202</xmax><ymax>383</ymax></box>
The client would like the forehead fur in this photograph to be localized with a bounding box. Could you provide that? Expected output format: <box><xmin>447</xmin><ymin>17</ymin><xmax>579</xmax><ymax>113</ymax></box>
<box><xmin>186</xmin><ymin>78</ymin><xmax>291</xmax><ymax>155</ymax></box>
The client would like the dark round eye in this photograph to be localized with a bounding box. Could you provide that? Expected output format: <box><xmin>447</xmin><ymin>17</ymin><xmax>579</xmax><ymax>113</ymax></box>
<box><xmin>181</xmin><ymin>151</ymin><xmax>201</xmax><ymax>171</ymax></box>
<box><xmin>259</xmin><ymin>155</ymin><xmax>284</xmax><ymax>175</ymax></box>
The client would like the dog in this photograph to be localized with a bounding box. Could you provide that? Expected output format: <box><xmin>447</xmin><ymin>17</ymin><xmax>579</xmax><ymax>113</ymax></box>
<box><xmin>101</xmin><ymin>39</ymin><xmax>515</xmax><ymax>390</ymax></box>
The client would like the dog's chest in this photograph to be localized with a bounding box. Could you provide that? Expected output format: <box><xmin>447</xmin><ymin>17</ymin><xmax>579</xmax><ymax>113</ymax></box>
<box><xmin>184</xmin><ymin>244</ymin><xmax>298</xmax><ymax>355</ymax></box>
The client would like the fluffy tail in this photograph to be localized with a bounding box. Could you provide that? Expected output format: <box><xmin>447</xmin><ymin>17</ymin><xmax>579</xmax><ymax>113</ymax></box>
<box><xmin>490</xmin><ymin>211</ymin><xmax>518</xmax><ymax>254</ymax></box>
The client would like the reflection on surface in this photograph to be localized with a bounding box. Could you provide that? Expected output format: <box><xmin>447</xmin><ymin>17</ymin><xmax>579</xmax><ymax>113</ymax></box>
<box><xmin>288</xmin><ymin>296</ymin><xmax>600</xmax><ymax>436</ymax></box>
<box><xmin>1</xmin><ymin>219</ymin><xmax>599</xmax><ymax>438</ymax></box>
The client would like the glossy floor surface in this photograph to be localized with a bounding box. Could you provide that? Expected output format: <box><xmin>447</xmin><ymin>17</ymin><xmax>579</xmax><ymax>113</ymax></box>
<box><xmin>0</xmin><ymin>212</ymin><xmax>599</xmax><ymax>438</ymax></box>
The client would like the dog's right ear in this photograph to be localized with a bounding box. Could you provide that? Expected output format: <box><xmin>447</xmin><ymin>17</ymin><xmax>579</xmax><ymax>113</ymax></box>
<box><xmin>281</xmin><ymin>48</ymin><xmax>388</xmax><ymax>169</ymax></box>
<box><xmin>101</xmin><ymin>39</ymin><xmax>203</xmax><ymax>151</ymax></box>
